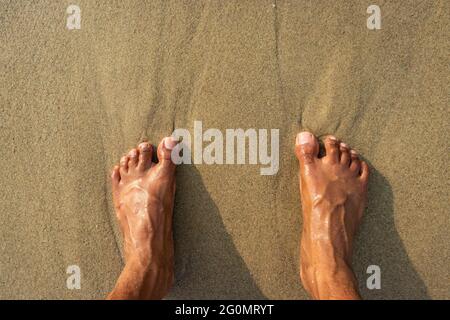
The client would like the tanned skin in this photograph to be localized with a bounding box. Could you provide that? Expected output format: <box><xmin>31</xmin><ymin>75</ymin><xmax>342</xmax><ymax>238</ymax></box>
<box><xmin>107</xmin><ymin>137</ymin><xmax>178</xmax><ymax>300</ymax></box>
<box><xmin>295</xmin><ymin>131</ymin><xmax>369</xmax><ymax>300</ymax></box>
<box><xmin>108</xmin><ymin>131</ymin><xmax>369</xmax><ymax>300</ymax></box>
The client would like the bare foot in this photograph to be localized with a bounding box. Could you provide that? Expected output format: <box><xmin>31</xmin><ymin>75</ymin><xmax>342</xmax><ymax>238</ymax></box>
<box><xmin>295</xmin><ymin>131</ymin><xmax>369</xmax><ymax>300</ymax></box>
<box><xmin>108</xmin><ymin>137</ymin><xmax>179</xmax><ymax>300</ymax></box>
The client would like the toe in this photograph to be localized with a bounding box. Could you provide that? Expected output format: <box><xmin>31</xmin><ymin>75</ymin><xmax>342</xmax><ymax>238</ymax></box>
<box><xmin>137</xmin><ymin>142</ymin><xmax>153</xmax><ymax>171</ymax></box>
<box><xmin>111</xmin><ymin>165</ymin><xmax>121</xmax><ymax>206</ymax></box>
<box><xmin>119</xmin><ymin>155</ymin><xmax>129</xmax><ymax>176</ymax></box>
<box><xmin>349</xmin><ymin>150</ymin><xmax>361</xmax><ymax>175</ymax></box>
<box><xmin>295</xmin><ymin>131</ymin><xmax>319</xmax><ymax>172</ymax></box>
<box><xmin>323</xmin><ymin>136</ymin><xmax>340</xmax><ymax>163</ymax></box>
<box><xmin>360</xmin><ymin>161</ymin><xmax>370</xmax><ymax>183</ymax></box>
<box><xmin>111</xmin><ymin>165</ymin><xmax>120</xmax><ymax>186</ymax></box>
<box><xmin>340</xmin><ymin>142</ymin><xmax>350</xmax><ymax>166</ymax></box>
<box><xmin>127</xmin><ymin>148</ymin><xmax>139</xmax><ymax>170</ymax></box>
<box><xmin>156</xmin><ymin>136</ymin><xmax>179</xmax><ymax>173</ymax></box>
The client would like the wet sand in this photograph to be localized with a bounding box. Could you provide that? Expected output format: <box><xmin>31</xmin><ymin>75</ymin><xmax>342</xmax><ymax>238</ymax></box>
<box><xmin>0</xmin><ymin>0</ymin><xmax>448</xmax><ymax>299</ymax></box>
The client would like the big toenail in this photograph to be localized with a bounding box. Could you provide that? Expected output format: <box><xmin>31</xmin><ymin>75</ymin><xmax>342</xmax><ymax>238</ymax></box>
<box><xmin>296</xmin><ymin>132</ymin><xmax>313</xmax><ymax>145</ymax></box>
<box><xmin>164</xmin><ymin>137</ymin><xmax>179</xmax><ymax>150</ymax></box>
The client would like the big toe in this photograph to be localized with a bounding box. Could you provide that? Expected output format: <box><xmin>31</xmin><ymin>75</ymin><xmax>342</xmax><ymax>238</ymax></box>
<box><xmin>295</xmin><ymin>131</ymin><xmax>319</xmax><ymax>172</ymax></box>
<box><xmin>156</xmin><ymin>137</ymin><xmax>179</xmax><ymax>174</ymax></box>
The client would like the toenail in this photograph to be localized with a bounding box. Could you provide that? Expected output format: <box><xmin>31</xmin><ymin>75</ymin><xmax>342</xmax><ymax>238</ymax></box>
<box><xmin>350</xmin><ymin>150</ymin><xmax>358</xmax><ymax>155</ymax></box>
<box><xmin>296</xmin><ymin>132</ymin><xmax>314</xmax><ymax>145</ymax></box>
<box><xmin>164</xmin><ymin>137</ymin><xmax>179</xmax><ymax>150</ymax></box>
<box><xmin>340</xmin><ymin>143</ymin><xmax>348</xmax><ymax>149</ymax></box>
<box><xmin>328</xmin><ymin>136</ymin><xmax>337</xmax><ymax>141</ymax></box>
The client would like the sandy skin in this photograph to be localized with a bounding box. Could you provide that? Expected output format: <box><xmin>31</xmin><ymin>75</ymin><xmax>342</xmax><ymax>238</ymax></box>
<box><xmin>295</xmin><ymin>131</ymin><xmax>369</xmax><ymax>300</ymax></box>
<box><xmin>107</xmin><ymin>137</ymin><xmax>179</xmax><ymax>300</ymax></box>
<box><xmin>108</xmin><ymin>131</ymin><xmax>369</xmax><ymax>300</ymax></box>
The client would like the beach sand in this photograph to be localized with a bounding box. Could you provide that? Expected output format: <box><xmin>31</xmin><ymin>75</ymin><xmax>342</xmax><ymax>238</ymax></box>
<box><xmin>0</xmin><ymin>0</ymin><xmax>448</xmax><ymax>299</ymax></box>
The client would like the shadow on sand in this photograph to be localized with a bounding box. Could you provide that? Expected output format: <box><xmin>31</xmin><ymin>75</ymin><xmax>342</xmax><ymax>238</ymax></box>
<box><xmin>168</xmin><ymin>165</ymin><xmax>266</xmax><ymax>299</ymax></box>
<box><xmin>353</xmin><ymin>164</ymin><xmax>430</xmax><ymax>299</ymax></box>
<box><xmin>167</xmin><ymin>159</ymin><xmax>428</xmax><ymax>299</ymax></box>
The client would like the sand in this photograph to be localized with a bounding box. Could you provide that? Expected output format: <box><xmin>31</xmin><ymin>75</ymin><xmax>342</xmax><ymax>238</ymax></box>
<box><xmin>0</xmin><ymin>0</ymin><xmax>448</xmax><ymax>299</ymax></box>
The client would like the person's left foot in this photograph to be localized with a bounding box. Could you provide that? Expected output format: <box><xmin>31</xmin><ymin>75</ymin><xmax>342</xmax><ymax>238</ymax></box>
<box><xmin>294</xmin><ymin>132</ymin><xmax>369</xmax><ymax>299</ymax></box>
<box><xmin>110</xmin><ymin>137</ymin><xmax>178</xmax><ymax>299</ymax></box>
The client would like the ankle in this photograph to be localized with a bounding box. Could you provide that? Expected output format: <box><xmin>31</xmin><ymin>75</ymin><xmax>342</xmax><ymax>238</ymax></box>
<box><xmin>301</xmin><ymin>262</ymin><xmax>360</xmax><ymax>300</ymax></box>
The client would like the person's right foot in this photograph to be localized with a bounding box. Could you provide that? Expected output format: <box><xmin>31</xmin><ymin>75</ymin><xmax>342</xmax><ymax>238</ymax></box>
<box><xmin>295</xmin><ymin>131</ymin><xmax>369</xmax><ymax>300</ymax></box>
